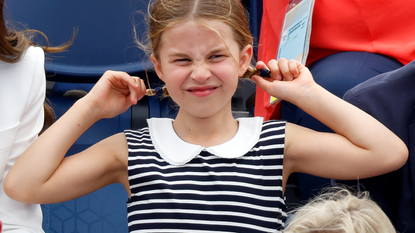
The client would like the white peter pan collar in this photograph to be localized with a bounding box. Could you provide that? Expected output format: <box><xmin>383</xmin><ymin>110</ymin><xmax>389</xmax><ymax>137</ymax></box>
<box><xmin>147</xmin><ymin>117</ymin><xmax>264</xmax><ymax>165</ymax></box>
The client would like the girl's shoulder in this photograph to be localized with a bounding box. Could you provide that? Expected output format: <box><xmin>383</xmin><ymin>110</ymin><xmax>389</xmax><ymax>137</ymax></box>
<box><xmin>258</xmin><ymin>119</ymin><xmax>286</xmax><ymax>144</ymax></box>
<box><xmin>124</xmin><ymin>125</ymin><xmax>151</xmax><ymax>142</ymax></box>
<box><xmin>262</xmin><ymin>119</ymin><xmax>287</xmax><ymax>131</ymax></box>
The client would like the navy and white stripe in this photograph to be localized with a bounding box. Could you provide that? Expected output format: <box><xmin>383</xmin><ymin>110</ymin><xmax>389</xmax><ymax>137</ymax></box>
<box><xmin>125</xmin><ymin>120</ymin><xmax>287</xmax><ymax>232</ymax></box>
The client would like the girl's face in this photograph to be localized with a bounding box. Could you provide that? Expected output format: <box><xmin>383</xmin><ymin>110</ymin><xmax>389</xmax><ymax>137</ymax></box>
<box><xmin>151</xmin><ymin>20</ymin><xmax>252</xmax><ymax>119</ymax></box>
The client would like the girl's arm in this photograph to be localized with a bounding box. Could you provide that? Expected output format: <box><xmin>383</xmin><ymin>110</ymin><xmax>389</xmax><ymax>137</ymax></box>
<box><xmin>252</xmin><ymin>59</ymin><xmax>408</xmax><ymax>184</ymax></box>
<box><xmin>4</xmin><ymin>71</ymin><xmax>146</xmax><ymax>204</ymax></box>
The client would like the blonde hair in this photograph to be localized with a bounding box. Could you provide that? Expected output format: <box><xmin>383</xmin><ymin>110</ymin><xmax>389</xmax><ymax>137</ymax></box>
<box><xmin>284</xmin><ymin>188</ymin><xmax>396</xmax><ymax>233</ymax></box>
<box><xmin>137</xmin><ymin>0</ymin><xmax>258</xmax><ymax>96</ymax></box>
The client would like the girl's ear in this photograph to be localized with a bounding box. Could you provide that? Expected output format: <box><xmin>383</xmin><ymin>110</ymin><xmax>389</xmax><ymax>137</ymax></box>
<box><xmin>238</xmin><ymin>44</ymin><xmax>254</xmax><ymax>77</ymax></box>
<box><xmin>151</xmin><ymin>54</ymin><xmax>164</xmax><ymax>82</ymax></box>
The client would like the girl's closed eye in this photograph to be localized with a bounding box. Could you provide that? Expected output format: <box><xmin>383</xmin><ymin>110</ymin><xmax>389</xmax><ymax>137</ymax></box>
<box><xmin>174</xmin><ymin>58</ymin><xmax>191</xmax><ymax>65</ymax></box>
<box><xmin>209</xmin><ymin>54</ymin><xmax>226</xmax><ymax>62</ymax></box>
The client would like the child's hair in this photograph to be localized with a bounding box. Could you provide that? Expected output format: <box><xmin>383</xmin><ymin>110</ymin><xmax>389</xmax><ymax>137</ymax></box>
<box><xmin>138</xmin><ymin>0</ymin><xmax>259</xmax><ymax>96</ymax></box>
<box><xmin>1</xmin><ymin>0</ymin><xmax>74</xmax><ymax>132</ymax></box>
<box><xmin>284</xmin><ymin>187</ymin><xmax>396</xmax><ymax>233</ymax></box>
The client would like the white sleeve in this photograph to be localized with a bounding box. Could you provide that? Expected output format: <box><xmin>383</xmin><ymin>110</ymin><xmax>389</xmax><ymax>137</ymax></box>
<box><xmin>0</xmin><ymin>46</ymin><xmax>46</xmax><ymax>181</ymax></box>
<box><xmin>0</xmin><ymin>46</ymin><xmax>45</xmax><ymax>232</ymax></box>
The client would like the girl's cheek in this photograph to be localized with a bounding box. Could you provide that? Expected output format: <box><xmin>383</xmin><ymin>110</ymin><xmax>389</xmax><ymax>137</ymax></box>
<box><xmin>213</xmin><ymin>62</ymin><xmax>239</xmax><ymax>78</ymax></box>
<box><xmin>166</xmin><ymin>66</ymin><xmax>188</xmax><ymax>79</ymax></box>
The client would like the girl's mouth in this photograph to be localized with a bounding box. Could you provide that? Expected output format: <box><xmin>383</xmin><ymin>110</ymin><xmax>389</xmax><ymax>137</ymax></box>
<box><xmin>186</xmin><ymin>86</ymin><xmax>218</xmax><ymax>97</ymax></box>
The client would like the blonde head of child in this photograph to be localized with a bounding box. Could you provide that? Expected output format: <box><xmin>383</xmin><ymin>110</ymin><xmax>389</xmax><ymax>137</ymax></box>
<box><xmin>284</xmin><ymin>188</ymin><xmax>396</xmax><ymax>233</ymax></box>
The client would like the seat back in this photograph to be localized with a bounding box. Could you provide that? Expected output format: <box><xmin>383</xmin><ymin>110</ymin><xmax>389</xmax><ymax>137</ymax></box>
<box><xmin>5</xmin><ymin>0</ymin><xmax>151</xmax><ymax>81</ymax></box>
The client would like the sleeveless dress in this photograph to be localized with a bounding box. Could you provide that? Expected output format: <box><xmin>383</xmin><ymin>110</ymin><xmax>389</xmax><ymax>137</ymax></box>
<box><xmin>125</xmin><ymin>117</ymin><xmax>287</xmax><ymax>232</ymax></box>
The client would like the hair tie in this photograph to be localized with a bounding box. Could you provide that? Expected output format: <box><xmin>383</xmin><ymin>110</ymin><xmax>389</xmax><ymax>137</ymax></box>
<box><xmin>145</xmin><ymin>86</ymin><xmax>169</xmax><ymax>97</ymax></box>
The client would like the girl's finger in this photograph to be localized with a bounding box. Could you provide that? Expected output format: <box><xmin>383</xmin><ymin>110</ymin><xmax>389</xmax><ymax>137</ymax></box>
<box><xmin>132</xmin><ymin>78</ymin><xmax>147</xmax><ymax>103</ymax></box>
<box><xmin>140</xmin><ymin>79</ymin><xmax>146</xmax><ymax>96</ymax></box>
<box><xmin>113</xmin><ymin>71</ymin><xmax>138</xmax><ymax>87</ymax></box>
<box><xmin>251</xmin><ymin>73</ymin><xmax>271</xmax><ymax>93</ymax></box>
<box><xmin>254</xmin><ymin>61</ymin><xmax>274</xmax><ymax>82</ymax></box>
<box><xmin>129</xmin><ymin>76</ymin><xmax>141</xmax><ymax>104</ymax></box>
<box><xmin>277</xmin><ymin>58</ymin><xmax>293</xmax><ymax>81</ymax></box>
<box><xmin>268</xmin><ymin>59</ymin><xmax>283</xmax><ymax>80</ymax></box>
<box><xmin>255</xmin><ymin>61</ymin><xmax>268</xmax><ymax>70</ymax></box>
<box><xmin>288</xmin><ymin>59</ymin><xmax>300</xmax><ymax>78</ymax></box>
<box><xmin>123</xmin><ymin>72</ymin><xmax>139</xmax><ymax>88</ymax></box>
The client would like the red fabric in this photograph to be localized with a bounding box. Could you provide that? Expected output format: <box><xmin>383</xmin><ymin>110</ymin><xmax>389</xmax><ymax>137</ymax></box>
<box><xmin>255</xmin><ymin>0</ymin><xmax>415</xmax><ymax>120</ymax></box>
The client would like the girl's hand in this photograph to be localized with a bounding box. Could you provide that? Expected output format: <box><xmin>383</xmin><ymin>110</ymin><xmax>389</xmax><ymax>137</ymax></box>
<box><xmin>84</xmin><ymin>70</ymin><xmax>146</xmax><ymax>119</ymax></box>
<box><xmin>252</xmin><ymin>58</ymin><xmax>315</xmax><ymax>104</ymax></box>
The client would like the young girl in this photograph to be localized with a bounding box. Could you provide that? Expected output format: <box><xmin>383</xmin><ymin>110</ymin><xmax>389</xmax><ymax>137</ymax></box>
<box><xmin>4</xmin><ymin>0</ymin><xmax>407</xmax><ymax>232</ymax></box>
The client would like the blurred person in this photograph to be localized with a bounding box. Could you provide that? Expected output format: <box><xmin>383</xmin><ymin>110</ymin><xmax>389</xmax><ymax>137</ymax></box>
<box><xmin>254</xmin><ymin>0</ymin><xmax>415</xmax><ymax>201</ymax></box>
<box><xmin>0</xmin><ymin>0</ymin><xmax>72</xmax><ymax>231</ymax></box>
<box><xmin>339</xmin><ymin>60</ymin><xmax>415</xmax><ymax>232</ymax></box>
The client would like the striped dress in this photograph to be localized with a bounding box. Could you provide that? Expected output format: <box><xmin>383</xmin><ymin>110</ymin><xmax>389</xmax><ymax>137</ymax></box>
<box><xmin>125</xmin><ymin>117</ymin><xmax>287</xmax><ymax>232</ymax></box>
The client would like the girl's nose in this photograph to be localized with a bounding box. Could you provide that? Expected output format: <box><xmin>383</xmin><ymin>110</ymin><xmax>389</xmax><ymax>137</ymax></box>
<box><xmin>191</xmin><ymin>64</ymin><xmax>211</xmax><ymax>83</ymax></box>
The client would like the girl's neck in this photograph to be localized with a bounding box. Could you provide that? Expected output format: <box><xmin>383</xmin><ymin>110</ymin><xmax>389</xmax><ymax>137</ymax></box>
<box><xmin>172</xmin><ymin>110</ymin><xmax>238</xmax><ymax>148</ymax></box>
